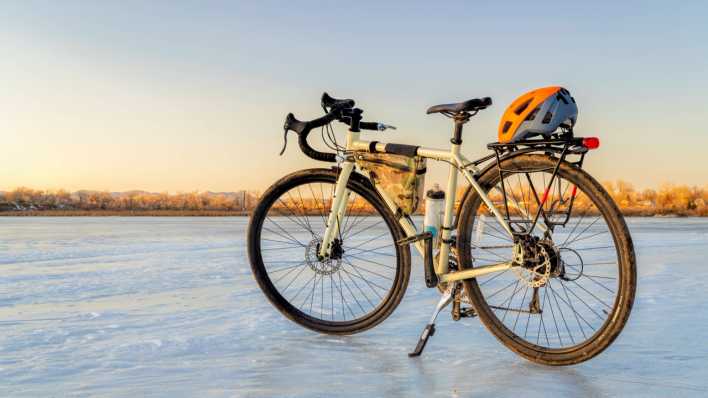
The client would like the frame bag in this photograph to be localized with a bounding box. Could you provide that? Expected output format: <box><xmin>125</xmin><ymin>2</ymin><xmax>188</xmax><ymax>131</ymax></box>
<box><xmin>355</xmin><ymin>152</ymin><xmax>426</xmax><ymax>215</ymax></box>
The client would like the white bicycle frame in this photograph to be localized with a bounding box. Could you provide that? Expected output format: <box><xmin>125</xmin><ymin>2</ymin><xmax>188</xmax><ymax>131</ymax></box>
<box><xmin>317</xmin><ymin>129</ymin><xmax>528</xmax><ymax>284</ymax></box>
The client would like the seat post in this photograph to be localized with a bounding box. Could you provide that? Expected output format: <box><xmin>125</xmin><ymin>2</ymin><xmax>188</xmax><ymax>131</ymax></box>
<box><xmin>451</xmin><ymin>113</ymin><xmax>470</xmax><ymax>145</ymax></box>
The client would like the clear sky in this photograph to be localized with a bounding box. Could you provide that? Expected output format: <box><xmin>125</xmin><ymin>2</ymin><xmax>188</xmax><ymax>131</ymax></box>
<box><xmin>1</xmin><ymin>1</ymin><xmax>706</xmax><ymax>192</ymax></box>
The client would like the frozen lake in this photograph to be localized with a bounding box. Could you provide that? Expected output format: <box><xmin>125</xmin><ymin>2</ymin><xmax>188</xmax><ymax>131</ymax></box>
<box><xmin>0</xmin><ymin>217</ymin><xmax>707</xmax><ymax>397</ymax></box>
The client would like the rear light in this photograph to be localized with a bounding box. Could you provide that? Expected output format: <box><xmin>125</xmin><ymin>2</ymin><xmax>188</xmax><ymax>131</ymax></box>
<box><xmin>582</xmin><ymin>137</ymin><xmax>600</xmax><ymax>150</ymax></box>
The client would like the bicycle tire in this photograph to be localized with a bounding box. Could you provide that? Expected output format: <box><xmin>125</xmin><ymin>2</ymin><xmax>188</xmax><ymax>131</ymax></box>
<box><xmin>457</xmin><ymin>154</ymin><xmax>636</xmax><ymax>365</ymax></box>
<box><xmin>248</xmin><ymin>168</ymin><xmax>411</xmax><ymax>334</ymax></box>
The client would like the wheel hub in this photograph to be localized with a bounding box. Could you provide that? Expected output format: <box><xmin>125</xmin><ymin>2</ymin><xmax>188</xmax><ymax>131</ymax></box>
<box><xmin>305</xmin><ymin>238</ymin><xmax>342</xmax><ymax>275</ymax></box>
<box><xmin>512</xmin><ymin>237</ymin><xmax>562</xmax><ymax>288</ymax></box>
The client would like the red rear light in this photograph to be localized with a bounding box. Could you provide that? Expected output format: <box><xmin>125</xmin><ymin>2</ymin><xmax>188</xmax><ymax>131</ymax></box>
<box><xmin>583</xmin><ymin>137</ymin><xmax>600</xmax><ymax>150</ymax></box>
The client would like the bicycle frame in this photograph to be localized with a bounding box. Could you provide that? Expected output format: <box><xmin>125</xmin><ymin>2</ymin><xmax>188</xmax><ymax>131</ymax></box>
<box><xmin>317</xmin><ymin>129</ymin><xmax>519</xmax><ymax>284</ymax></box>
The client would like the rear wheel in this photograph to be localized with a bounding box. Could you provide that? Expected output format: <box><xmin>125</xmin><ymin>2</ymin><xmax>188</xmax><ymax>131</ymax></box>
<box><xmin>457</xmin><ymin>154</ymin><xmax>636</xmax><ymax>365</ymax></box>
<box><xmin>247</xmin><ymin>168</ymin><xmax>410</xmax><ymax>334</ymax></box>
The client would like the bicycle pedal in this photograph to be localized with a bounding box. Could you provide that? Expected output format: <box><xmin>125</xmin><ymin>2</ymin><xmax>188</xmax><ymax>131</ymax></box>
<box><xmin>460</xmin><ymin>307</ymin><xmax>478</xmax><ymax>318</ymax></box>
<box><xmin>398</xmin><ymin>232</ymin><xmax>438</xmax><ymax>288</ymax></box>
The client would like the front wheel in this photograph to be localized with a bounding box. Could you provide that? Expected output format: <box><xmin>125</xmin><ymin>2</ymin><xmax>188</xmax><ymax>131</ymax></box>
<box><xmin>247</xmin><ymin>168</ymin><xmax>411</xmax><ymax>334</ymax></box>
<box><xmin>457</xmin><ymin>154</ymin><xmax>636</xmax><ymax>365</ymax></box>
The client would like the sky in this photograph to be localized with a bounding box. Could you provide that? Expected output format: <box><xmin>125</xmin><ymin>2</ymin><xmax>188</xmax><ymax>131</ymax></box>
<box><xmin>1</xmin><ymin>1</ymin><xmax>706</xmax><ymax>192</ymax></box>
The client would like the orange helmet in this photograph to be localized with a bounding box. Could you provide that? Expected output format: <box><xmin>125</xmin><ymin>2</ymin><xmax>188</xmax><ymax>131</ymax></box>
<box><xmin>498</xmin><ymin>86</ymin><xmax>578</xmax><ymax>143</ymax></box>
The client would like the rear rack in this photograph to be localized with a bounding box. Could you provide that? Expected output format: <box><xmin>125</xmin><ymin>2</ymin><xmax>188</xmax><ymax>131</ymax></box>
<box><xmin>487</xmin><ymin>136</ymin><xmax>588</xmax><ymax>154</ymax></box>
<box><xmin>486</xmin><ymin>135</ymin><xmax>592</xmax><ymax>234</ymax></box>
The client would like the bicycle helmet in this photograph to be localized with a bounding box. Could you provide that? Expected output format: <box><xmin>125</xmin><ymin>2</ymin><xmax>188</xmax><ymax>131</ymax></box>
<box><xmin>498</xmin><ymin>86</ymin><xmax>578</xmax><ymax>143</ymax></box>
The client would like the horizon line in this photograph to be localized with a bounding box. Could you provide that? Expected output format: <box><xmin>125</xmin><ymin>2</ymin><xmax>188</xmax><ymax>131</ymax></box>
<box><xmin>2</xmin><ymin>179</ymin><xmax>708</xmax><ymax>197</ymax></box>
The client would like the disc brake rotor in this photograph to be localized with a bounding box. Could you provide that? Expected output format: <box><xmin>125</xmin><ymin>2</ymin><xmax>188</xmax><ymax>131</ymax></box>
<box><xmin>305</xmin><ymin>238</ymin><xmax>342</xmax><ymax>275</ymax></box>
<box><xmin>512</xmin><ymin>242</ymin><xmax>551</xmax><ymax>288</ymax></box>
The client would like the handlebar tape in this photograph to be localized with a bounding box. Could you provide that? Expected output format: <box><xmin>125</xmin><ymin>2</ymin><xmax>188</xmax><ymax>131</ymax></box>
<box><xmin>284</xmin><ymin>112</ymin><xmax>338</xmax><ymax>162</ymax></box>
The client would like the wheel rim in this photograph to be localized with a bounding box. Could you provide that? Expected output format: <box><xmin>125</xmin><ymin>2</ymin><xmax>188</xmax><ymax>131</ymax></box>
<box><xmin>255</xmin><ymin>179</ymin><xmax>401</xmax><ymax>324</ymax></box>
<box><xmin>465</xmin><ymin>164</ymin><xmax>623</xmax><ymax>352</ymax></box>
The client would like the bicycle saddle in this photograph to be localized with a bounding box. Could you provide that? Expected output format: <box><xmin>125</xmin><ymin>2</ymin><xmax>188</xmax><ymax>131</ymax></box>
<box><xmin>426</xmin><ymin>97</ymin><xmax>492</xmax><ymax>114</ymax></box>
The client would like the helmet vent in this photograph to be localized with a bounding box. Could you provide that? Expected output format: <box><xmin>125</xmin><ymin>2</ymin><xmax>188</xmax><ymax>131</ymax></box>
<box><xmin>502</xmin><ymin>121</ymin><xmax>512</xmax><ymax>133</ymax></box>
<box><xmin>514</xmin><ymin>99</ymin><xmax>532</xmax><ymax>115</ymax></box>
<box><xmin>526</xmin><ymin>107</ymin><xmax>540</xmax><ymax>121</ymax></box>
<box><xmin>556</xmin><ymin>93</ymin><xmax>569</xmax><ymax>104</ymax></box>
<box><xmin>542</xmin><ymin>111</ymin><xmax>553</xmax><ymax>124</ymax></box>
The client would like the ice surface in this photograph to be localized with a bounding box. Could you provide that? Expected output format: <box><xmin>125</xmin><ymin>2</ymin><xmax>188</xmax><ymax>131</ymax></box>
<box><xmin>0</xmin><ymin>217</ymin><xmax>707</xmax><ymax>397</ymax></box>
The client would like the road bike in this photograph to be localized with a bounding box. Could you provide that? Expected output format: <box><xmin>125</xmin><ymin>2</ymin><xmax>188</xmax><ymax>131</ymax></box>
<box><xmin>247</xmin><ymin>92</ymin><xmax>636</xmax><ymax>365</ymax></box>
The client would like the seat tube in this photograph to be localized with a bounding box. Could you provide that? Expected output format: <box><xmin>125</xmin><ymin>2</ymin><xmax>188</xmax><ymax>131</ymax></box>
<box><xmin>318</xmin><ymin>160</ymin><xmax>354</xmax><ymax>258</ymax></box>
<box><xmin>436</xmin><ymin>144</ymin><xmax>460</xmax><ymax>275</ymax></box>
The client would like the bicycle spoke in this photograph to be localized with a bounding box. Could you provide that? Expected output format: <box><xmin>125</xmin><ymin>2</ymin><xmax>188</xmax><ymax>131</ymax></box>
<box><xmin>569</xmin><ymin>269</ymin><xmax>616</xmax><ymax>293</ymax></box>
<box><xmin>276</xmin><ymin>197</ymin><xmax>316</xmax><ymax>236</ymax></box>
<box><xmin>544</xmin><ymin>283</ymin><xmax>564</xmax><ymax>346</ymax></box>
<box><xmin>261</xmin><ymin>237</ymin><xmax>305</xmax><ymax>247</ymax></box>
<box><xmin>345</xmin><ymin>230</ymin><xmax>390</xmax><ymax>251</ymax></box>
<box><xmin>564</xmin><ymin>229</ymin><xmax>608</xmax><ymax>246</ymax></box>
<box><xmin>346</xmin><ymin>253</ymin><xmax>396</xmax><ymax>270</ymax></box>
<box><xmin>538</xmin><ymin>286</ymin><xmax>551</xmax><ymax>346</ymax></box>
<box><xmin>263</xmin><ymin>219</ymin><xmax>307</xmax><ymax>247</ymax></box>
<box><xmin>548</xmin><ymin>280</ymin><xmax>575</xmax><ymax>344</ymax></box>
<box><xmin>339</xmin><ymin>270</ymin><xmax>366</xmax><ymax>314</ymax></box>
<box><xmin>345</xmin><ymin>259</ymin><xmax>394</xmax><ymax>280</ymax></box>
<box><xmin>280</xmin><ymin>264</ymin><xmax>309</xmax><ymax>293</ymax></box>
<box><xmin>512</xmin><ymin>285</ymin><xmax>530</xmax><ymax>332</ymax></box>
<box><xmin>566</xmin><ymin>279</ymin><xmax>613</xmax><ymax>310</ymax></box>
<box><xmin>340</xmin><ymin>267</ymin><xmax>377</xmax><ymax>307</ymax></box>
<box><xmin>554</xmin><ymin>280</ymin><xmax>593</xmax><ymax>334</ymax></box>
<box><xmin>343</xmin><ymin>259</ymin><xmax>387</xmax><ymax>298</ymax></box>
<box><xmin>563</xmin><ymin>215</ymin><xmax>604</xmax><ymax>247</ymax></box>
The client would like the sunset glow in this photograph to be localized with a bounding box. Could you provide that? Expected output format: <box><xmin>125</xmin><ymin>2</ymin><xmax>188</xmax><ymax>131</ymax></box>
<box><xmin>1</xmin><ymin>2</ymin><xmax>706</xmax><ymax>192</ymax></box>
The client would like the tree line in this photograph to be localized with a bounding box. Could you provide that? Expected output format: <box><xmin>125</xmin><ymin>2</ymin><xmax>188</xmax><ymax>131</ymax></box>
<box><xmin>0</xmin><ymin>181</ymin><xmax>707</xmax><ymax>216</ymax></box>
<box><xmin>602</xmin><ymin>181</ymin><xmax>708</xmax><ymax>216</ymax></box>
<box><xmin>0</xmin><ymin>188</ymin><xmax>258</xmax><ymax>212</ymax></box>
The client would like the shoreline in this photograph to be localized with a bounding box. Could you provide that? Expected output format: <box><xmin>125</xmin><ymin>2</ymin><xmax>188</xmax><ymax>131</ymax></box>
<box><xmin>0</xmin><ymin>210</ymin><xmax>704</xmax><ymax>217</ymax></box>
<box><xmin>0</xmin><ymin>210</ymin><xmax>250</xmax><ymax>217</ymax></box>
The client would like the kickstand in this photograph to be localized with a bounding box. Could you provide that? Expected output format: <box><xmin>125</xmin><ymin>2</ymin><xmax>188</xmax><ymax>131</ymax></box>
<box><xmin>408</xmin><ymin>287</ymin><xmax>454</xmax><ymax>357</ymax></box>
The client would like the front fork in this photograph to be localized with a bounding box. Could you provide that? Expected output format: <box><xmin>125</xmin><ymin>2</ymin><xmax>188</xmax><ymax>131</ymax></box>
<box><xmin>318</xmin><ymin>161</ymin><xmax>355</xmax><ymax>259</ymax></box>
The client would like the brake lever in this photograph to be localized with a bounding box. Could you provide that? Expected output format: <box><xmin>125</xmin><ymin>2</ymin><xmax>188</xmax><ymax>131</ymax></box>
<box><xmin>279</xmin><ymin>127</ymin><xmax>290</xmax><ymax>155</ymax></box>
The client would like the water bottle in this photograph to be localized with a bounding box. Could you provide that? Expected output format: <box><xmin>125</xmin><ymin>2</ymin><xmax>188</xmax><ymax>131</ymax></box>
<box><xmin>424</xmin><ymin>184</ymin><xmax>445</xmax><ymax>246</ymax></box>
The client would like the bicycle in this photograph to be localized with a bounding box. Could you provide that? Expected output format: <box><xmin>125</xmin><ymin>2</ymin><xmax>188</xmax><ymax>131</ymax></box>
<box><xmin>247</xmin><ymin>90</ymin><xmax>636</xmax><ymax>365</ymax></box>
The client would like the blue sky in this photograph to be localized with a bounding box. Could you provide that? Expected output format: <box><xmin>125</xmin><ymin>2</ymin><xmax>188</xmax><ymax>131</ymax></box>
<box><xmin>1</xmin><ymin>1</ymin><xmax>706</xmax><ymax>191</ymax></box>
